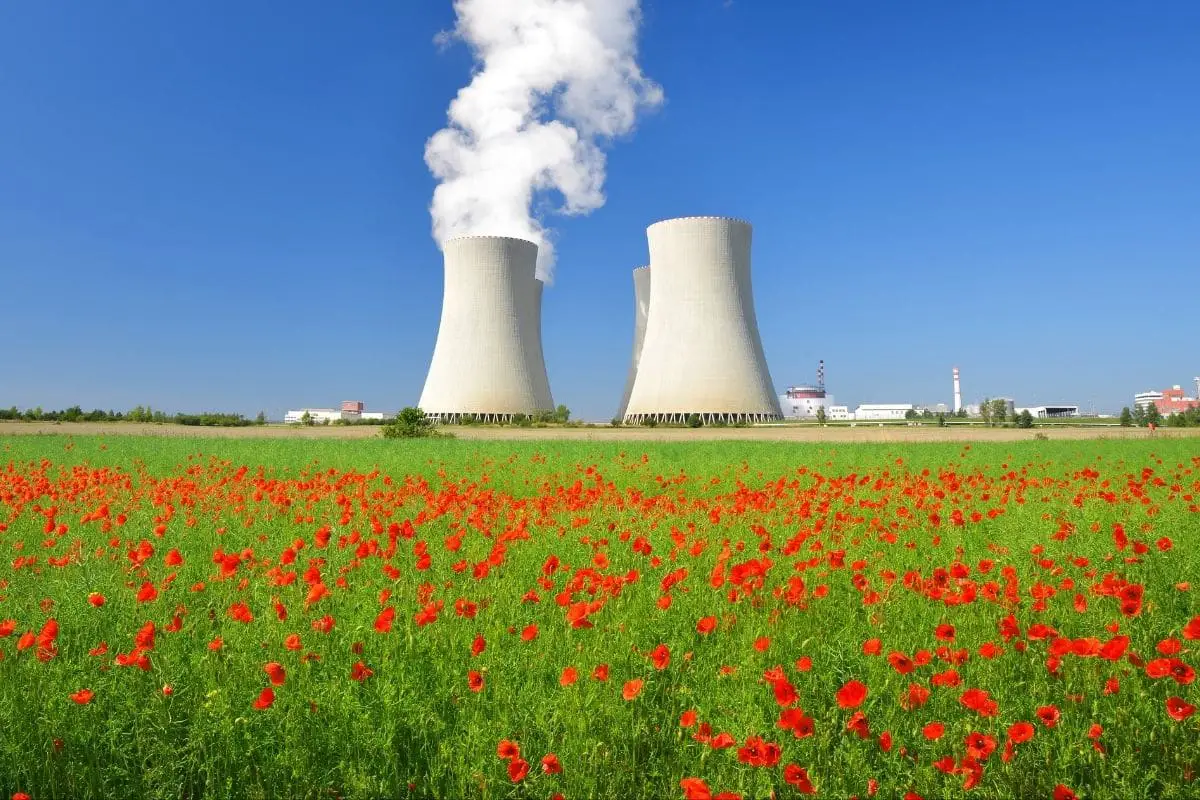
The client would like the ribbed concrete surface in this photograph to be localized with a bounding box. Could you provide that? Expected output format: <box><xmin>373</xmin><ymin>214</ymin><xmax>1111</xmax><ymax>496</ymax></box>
<box><xmin>615</xmin><ymin>265</ymin><xmax>651</xmax><ymax>420</ymax></box>
<box><xmin>419</xmin><ymin>236</ymin><xmax>554</xmax><ymax>419</ymax></box>
<box><xmin>624</xmin><ymin>217</ymin><xmax>782</xmax><ymax>422</ymax></box>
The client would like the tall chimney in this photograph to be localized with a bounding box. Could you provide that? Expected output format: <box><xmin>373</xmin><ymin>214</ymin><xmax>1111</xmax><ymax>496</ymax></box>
<box><xmin>953</xmin><ymin>367</ymin><xmax>962</xmax><ymax>414</ymax></box>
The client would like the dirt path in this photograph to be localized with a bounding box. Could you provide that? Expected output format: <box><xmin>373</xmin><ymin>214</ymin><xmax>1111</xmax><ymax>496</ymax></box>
<box><xmin>2</xmin><ymin>420</ymin><xmax>1195</xmax><ymax>443</ymax></box>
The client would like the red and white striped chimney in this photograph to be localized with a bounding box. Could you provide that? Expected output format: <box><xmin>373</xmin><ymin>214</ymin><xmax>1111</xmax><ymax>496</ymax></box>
<box><xmin>953</xmin><ymin>367</ymin><xmax>962</xmax><ymax>414</ymax></box>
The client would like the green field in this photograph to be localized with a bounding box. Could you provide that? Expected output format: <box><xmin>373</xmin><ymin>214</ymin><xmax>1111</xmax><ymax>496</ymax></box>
<box><xmin>1</xmin><ymin>434</ymin><xmax>1197</xmax><ymax>799</ymax></box>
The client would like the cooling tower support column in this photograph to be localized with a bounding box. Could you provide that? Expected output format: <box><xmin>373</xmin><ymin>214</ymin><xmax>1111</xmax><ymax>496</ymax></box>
<box><xmin>419</xmin><ymin>236</ymin><xmax>553</xmax><ymax>422</ymax></box>
<box><xmin>623</xmin><ymin>217</ymin><xmax>782</xmax><ymax>424</ymax></box>
<box><xmin>615</xmin><ymin>265</ymin><xmax>651</xmax><ymax>420</ymax></box>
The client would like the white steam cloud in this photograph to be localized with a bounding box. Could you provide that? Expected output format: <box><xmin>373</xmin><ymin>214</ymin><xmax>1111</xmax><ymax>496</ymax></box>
<box><xmin>425</xmin><ymin>0</ymin><xmax>663</xmax><ymax>282</ymax></box>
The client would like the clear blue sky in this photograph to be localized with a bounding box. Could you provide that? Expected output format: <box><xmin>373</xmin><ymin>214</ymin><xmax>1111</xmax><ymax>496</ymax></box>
<box><xmin>2</xmin><ymin>1</ymin><xmax>1198</xmax><ymax>420</ymax></box>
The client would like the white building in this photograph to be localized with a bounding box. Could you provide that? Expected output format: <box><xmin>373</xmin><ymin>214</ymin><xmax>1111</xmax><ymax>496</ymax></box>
<box><xmin>1016</xmin><ymin>405</ymin><xmax>1080</xmax><ymax>418</ymax></box>
<box><xmin>284</xmin><ymin>408</ymin><xmax>342</xmax><ymax>425</ymax></box>
<box><xmin>1133</xmin><ymin>390</ymin><xmax>1163</xmax><ymax>411</ymax></box>
<box><xmin>827</xmin><ymin>405</ymin><xmax>852</xmax><ymax>421</ymax></box>
<box><xmin>623</xmin><ymin>217</ymin><xmax>782</xmax><ymax>425</ymax></box>
<box><xmin>419</xmin><ymin>236</ymin><xmax>554</xmax><ymax>422</ymax></box>
<box><xmin>853</xmin><ymin>403</ymin><xmax>914</xmax><ymax>421</ymax></box>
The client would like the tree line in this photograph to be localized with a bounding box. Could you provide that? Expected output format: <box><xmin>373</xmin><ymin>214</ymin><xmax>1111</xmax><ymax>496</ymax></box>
<box><xmin>1119</xmin><ymin>403</ymin><xmax>1200</xmax><ymax>428</ymax></box>
<box><xmin>0</xmin><ymin>405</ymin><xmax>266</xmax><ymax>427</ymax></box>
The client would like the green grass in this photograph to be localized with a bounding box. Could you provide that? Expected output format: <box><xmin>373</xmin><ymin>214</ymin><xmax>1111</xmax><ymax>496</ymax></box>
<box><xmin>1</xmin><ymin>434</ymin><xmax>1197</xmax><ymax>799</ymax></box>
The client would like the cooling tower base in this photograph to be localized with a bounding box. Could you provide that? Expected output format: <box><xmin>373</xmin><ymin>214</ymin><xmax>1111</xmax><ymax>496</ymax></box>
<box><xmin>424</xmin><ymin>411</ymin><xmax>551</xmax><ymax>424</ymax></box>
<box><xmin>624</xmin><ymin>411</ymin><xmax>782</xmax><ymax>425</ymax></box>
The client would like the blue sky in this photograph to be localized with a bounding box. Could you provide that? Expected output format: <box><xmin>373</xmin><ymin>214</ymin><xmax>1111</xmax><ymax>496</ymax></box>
<box><xmin>2</xmin><ymin>1</ymin><xmax>1197</xmax><ymax>421</ymax></box>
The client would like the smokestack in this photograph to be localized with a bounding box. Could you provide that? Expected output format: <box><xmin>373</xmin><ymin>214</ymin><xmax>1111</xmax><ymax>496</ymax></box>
<box><xmin>817</xmin><ymin>359</ymin><xmax>825</xmax><ymax>391</ymax></box>
<box><xmin>1194</xmin><ymin>376</ymin><xmax>1200</xmax><ymax>402</ymax></box>
<box><xmin>953</xmin><ymin>367</ymin><xmax>962</xmax><ymax>414</ymax></box>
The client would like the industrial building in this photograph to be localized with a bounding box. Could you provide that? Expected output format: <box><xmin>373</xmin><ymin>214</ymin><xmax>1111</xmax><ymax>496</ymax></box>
<box><xmin>419</xmin><ymin>236</ymin><xmax>554</xmax><ymax>422</ymax></box>
<box><xmin>1134</xmin><ymin>381</ymin><xmax>1200</xmax><ymax>415</ymax></box>
<box><xmin>779</xmin><ymin>361</ymin><xmax>831</xmax><ymax>419</ymax></box>
<box><xmin>853</xmin><ymin>403</ymin><xmax>914</xmax><ymax>421</ymax></box>
<box><xmin>283</xmin><ymin>401</ymin><xmax>394</xmax><ymax>425</ymax></box>
<box><xmin>1015</xmin><ymin>405</ymin><xmax>1080</xmax><ymax>419</ymax></box>
<box><xmin>615</xmin><ymin>266</ymin><xmax>651</xmax><ymax>421</ymax></box>
<box><xmin>622</xmin><ymin>217</ymin><xmax>782</xmax><ymax>424</ymax></box>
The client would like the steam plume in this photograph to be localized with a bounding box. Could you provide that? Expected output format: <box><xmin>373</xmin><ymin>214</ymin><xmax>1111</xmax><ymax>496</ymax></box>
<box><xmin>425</xmin><ymin>0</ymin><xmax>663</xmax><ymax>281</ymax></box>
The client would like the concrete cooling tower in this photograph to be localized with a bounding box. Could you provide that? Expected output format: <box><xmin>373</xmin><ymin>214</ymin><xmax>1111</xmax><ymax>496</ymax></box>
<box><xmin>419</xmin><ymin>236</ymin><xmax>554</xmax><ymax>422</ymax></box>
<box><xmin>623</xmin><ymin>217</ymin><xmax>782</xmax><ymax>424</ymax></box>
<box><xmin>615</xmin><ymin>265</ymin><xmax>651</xmax><ymax>420</ymax></box>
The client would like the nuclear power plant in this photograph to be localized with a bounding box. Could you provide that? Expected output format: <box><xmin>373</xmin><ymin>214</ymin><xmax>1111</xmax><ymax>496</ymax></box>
<box><xmin>418</xmin><ymin>236</ymin><xmax>554</xmax><ymax>422</ymax></box>
<box><xmin>622</xmin><ymin>217</ymin><xmax>782</xmax><ymax>424</ymax></box>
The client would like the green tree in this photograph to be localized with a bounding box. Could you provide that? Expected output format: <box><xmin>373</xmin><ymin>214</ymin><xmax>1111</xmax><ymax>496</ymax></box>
<box><xmin>1145</xmin><ymin>402</ymin><xmax>1162</xmax><ymax>427</ymax></box>
<box><xmin>990</xmin><ymin>399</ymin><xmax>1009</xmax><ymax>426</ymax></box>
<box><xmin>300</xmin><ymin>411</ymin><xmax>313</xmax><ymax>426</ymax></box>
<box><xmin>1131</xmin><ymin>404</ymin><xmax>1146</xmax><ymax>427</ymax></box>
<box><xmin>1017</xmin><ymin>409</ymin><xmax>1034</xmax><ymax>429</ymax></box>
<box><xmin>904</xmin><ymin>408</ymin><xmax>917</xmax><ymax>421</ymax></box>
<box><xmin>255</xmin><ymin>411</ymin><xmax>267</xmax><ymax>425</ymax></box>
<box><xmin>979</xmin><ymin>398</ymin><xmax>992</xmax><ymax>426</ymax></box>
<box><xmin>937</xmin><ymin>413</ymin><xmax>947</xmax><ymax>427</ymax></box>
<box><xmin>1119</xmin><ymin>407</ymin><xmax>1133</xmax><ymax>427</ymax></box>
<box><xmin>815</xmin><ymin>407</ymin><xmax>828</xmax><ymax>425</ymax></box>
<box><xmin>554</xmin><ymin>405</ymin><xmax>571</xmax><ymax>424</ymax></box>
<box><xmin>383</xmin><ymin>407</ymin><xmax>440</xmax><ymax>438</ymax></box>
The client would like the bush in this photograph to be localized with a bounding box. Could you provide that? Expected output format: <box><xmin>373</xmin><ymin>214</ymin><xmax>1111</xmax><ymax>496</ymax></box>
<box><xmin>382</xmin><ymin>407</ymin><xmax>447</xmax><ymax>439</ymax></box>
<box><xmin>687</xmin><ymin>414</ymin><xmax>703</xmax><ymax>429</ymax></box>
<box><xmin>610</xmin><ymin>417</ymin><xmax>623</xmax><ymax>427</ymax></box>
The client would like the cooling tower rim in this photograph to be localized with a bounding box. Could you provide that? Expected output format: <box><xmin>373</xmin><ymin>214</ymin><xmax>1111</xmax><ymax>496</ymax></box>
<box><xmin>633</xmin><ymin>264</ymin><xmax>650</xmax><ymax>273</ymax></box>
<box><xmin>647</xmin><ymin>215</ymin><xmax>751</xmax><ymax>230</ymax></box>
<box><xmin>442</xmin><ymin>234</ymin><xmax>539</xmax><ymax>248</ymax></box>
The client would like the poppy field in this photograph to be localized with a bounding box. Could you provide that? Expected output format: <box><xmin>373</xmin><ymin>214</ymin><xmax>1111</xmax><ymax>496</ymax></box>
<box><xmin>1</xmin><ymin>434</ymin><xmax>1197</xmax><ymax>800</ymax></box>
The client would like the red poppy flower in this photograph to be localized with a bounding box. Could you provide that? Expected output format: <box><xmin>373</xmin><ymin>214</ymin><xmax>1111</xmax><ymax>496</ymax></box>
<box><xmin>783</xmin><ymin>763</ymin><xmax>816</xmax><ymax>794</ymax></box>
<box><xmin>350</xmin><ymin>661</ymin><xmax>373</xmax><ymax>682</ymax></box>
<box><xmin>1007</xmin><ymin>721</ymin><xmax>1035</xmax><ymax>743</ymax></box>
<box><xmin>70</xmin><ymin>688</ymin><xmax>94</xmax><ymax>705</ymax></box>
<box><xmin>1053</xmin><ymin>786</ymin><xmax>1078</xmax><ymax>800</ymax></box>
<box><xmin>1037</xmin><ymin>705</ymin><xmax>1061</xmax><ymax>727</ymax></box>
<box><xmin>264</xmin><ymin>662</ymin><xmax>286</xmax><ymax>686</ymax></box>
<box><xmin>467</xmin><ymin>670</ymin><xmax>484</xmax><ymax>693</ymax></box>
<box><xmin>836</xmin><ymin>679</ymin><xmax>868</xmax><ymax>709</ymax></box>
<box><xmin>697</xmin><ymin>616</ymin><xmax>717</xmax><ymax>634</ymax></box>
<box><xmin>560</xmin><ymin>666</ymin><xmax>578</xmax><ymax>686</ymax></box>
<box><xmin>496</xmin><ymin>739</ymin><xmax>520</xmax><ymax>760</ymax></box>
<box><xmin>507</xmin><ymin>757</ymin><xmax>529</xmax><ymax>782</ymax></box>
<box><xmin>253</xmin><ymin>687</ymin><xmax>275</xmax><ymax>710</ymax></box>
<box><xmin>540</xmin><ymin>753</ymin><xmax>561</xmax><ymax>774</ymax></box>
<box><xmin>622</xmin><ymin>678</ymin><xmax>644</xmax><ymax>701</ymax></box>
<box><xmin>1166</xmin><ymin>696</ymin><xmax>1196</xmax><ymax>721</ymax></box>
<box><xmin>649</xmin><ymin>643</ymin><xmax>670</xmax><ymax>670</ymax></box>
<box><xmin>922</xmin><ymin>722</ymin><xmax>944</xmax><ymax>740</ymax></box>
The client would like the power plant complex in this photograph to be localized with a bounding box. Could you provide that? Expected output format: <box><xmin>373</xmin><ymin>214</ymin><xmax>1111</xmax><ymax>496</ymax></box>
<box><xmin>420</xmin><ymin>216</ymin><xmax>782</xmax><ymax>424</ymax></box>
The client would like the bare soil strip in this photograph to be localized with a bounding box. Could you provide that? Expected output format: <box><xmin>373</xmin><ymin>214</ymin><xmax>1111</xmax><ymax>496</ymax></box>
<box><xmin>2</xmin><ymin>420</ymin><xmax>1196</xmax><ymax>443</ymax></box>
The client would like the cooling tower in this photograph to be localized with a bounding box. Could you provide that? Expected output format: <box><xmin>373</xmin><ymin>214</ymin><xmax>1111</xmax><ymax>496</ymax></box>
<box><xmin>615</xmin><ymin>265</ymin><xmax>651</xmax><ymax>420</ymax></box>
<box><xmin>624</xmin><ymin>217</ymin><xmax>782</xmax><ymax>424</ymax></box>
<box><xmin>419</xmin><ymin>236</ymin><xmax>554</xmax><ymax>422</ymax></box>
<box><xmin>522</xmin><ymin>278</ymin><xmax>555</xmax><ymax>412</ymax></box>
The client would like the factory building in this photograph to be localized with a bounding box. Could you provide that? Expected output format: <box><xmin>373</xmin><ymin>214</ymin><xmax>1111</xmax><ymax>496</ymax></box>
<box><xmin>779</xmin><ymin>361</ymin><xmax>831</xmax><ymax>419</ymax></box>
<box><xmin>853</xmin><ymin>403</ymin><xmax>914</xmax><ymax>421</ymax></box>
<box><xmin>623</xmin><ymin>217</ymin><xmax>782</xmax><ymax>424</ymax></box>
<box><xmin>1015</xmin><ymin>405</ymin><xmax>1080</xmax><ymax>419</ymax></box>
<box><xmin>419</xmin><ymin>236</ymin><xmax>554</xmax><ymax>422</ymax></box>
<box><xmin>827</xmin><ymin>405</ymin><xmax>852</xmax><ymax>421</ymax></box>
<box><xmin>1135</xmin><ymin>383</ymin><xmax>1200</xmax><ymax>415</ymax></box>
<box><xmin>284</xmin><ymin>401</ymin><xmax>393</xmax><ymax>424</ymax></box>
